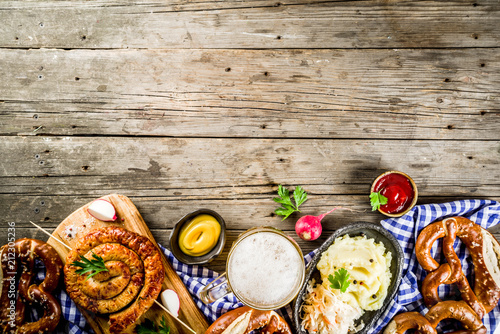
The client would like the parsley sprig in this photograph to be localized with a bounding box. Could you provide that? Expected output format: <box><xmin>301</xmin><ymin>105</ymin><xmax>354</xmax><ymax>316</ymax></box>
<box><xmin>71</xmin><ymin>252</ymin><xmax>109</xmax><ymax>280</ymax></box>
<box><xmin>273</xmin><ymin>185</ymin><xmax>308</xmax><ymax>220</ymax></box>
<box><xmin>328</xmin><ymin>268</ymin><xmax>351</xmax><ymax>293</ymax></box>
<box><xmin>136</xmin><ymin>316</ymin><xmax>170</xmax><ymax>334</ymax></box>
<box><xmin>370</xmin><ymin>190</ymin><xmax>388</xmax><ymax>211</ymax></box>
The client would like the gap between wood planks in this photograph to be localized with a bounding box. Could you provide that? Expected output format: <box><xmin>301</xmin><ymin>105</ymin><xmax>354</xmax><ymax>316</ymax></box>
<box><xmin>4</xmin><ymin>134</ymin><xmax>500</xmax><ymax>141</ymax></box>
<box><xmin>1</xmin><ymin>46</ymin><xmax>500</xmax><ymax>51</ymax></box>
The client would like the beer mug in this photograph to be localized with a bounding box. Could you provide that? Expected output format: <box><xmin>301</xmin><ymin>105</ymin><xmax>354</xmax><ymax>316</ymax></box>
<box><xmin>198</xmin><ymin>226</ymin><xmax>305</xmax><ymax>310</ymax></box>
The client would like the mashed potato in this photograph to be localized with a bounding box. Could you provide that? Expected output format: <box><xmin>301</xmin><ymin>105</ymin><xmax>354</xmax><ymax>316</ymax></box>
<box><xmin>317</xmin><ymin>234</ymin><xmax>392</xmax><ymax>311</ymax></box>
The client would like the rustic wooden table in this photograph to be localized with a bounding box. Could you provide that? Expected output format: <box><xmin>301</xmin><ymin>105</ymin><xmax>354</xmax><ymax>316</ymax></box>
<box><xmin>1</xmin><ymin>0</ymin><xmax>499</xmax><ymax>277</ymax></box>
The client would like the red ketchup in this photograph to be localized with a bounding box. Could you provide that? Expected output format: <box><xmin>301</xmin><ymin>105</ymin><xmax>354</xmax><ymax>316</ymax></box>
<box><xmin>373</xmin><ymin>173</ymin><xmax>414</xmax><ymax>214</ymax></box>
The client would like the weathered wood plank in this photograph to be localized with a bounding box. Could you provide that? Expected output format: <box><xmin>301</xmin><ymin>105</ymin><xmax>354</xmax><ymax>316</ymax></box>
<box><xmin>1</xmin><ymin>48</ymin><xmax>499</xmax><ymax>139</ymax></box>
<box><xmin>0</xmin><ymin>0</ymin><xmax>499</xmax><ymax>49</ymax></box>
<box><xmin>1</xmin><ymin>137</ymin><xmax>499</xmax><ymax>199</ymax></box>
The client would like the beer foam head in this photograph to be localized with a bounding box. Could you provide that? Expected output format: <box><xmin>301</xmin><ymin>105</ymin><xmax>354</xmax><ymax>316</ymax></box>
<box><xmin>228</xmin><ymin>231</ymin><xmax>304</xmax><ymax>308</ymax></box>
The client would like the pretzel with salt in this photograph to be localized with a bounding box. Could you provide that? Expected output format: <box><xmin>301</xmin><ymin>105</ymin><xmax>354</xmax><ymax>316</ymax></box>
<box><xmin>0</xmin><ymin>238</ymin><xmax>63</xmax><ymax>334</ymax></box>
<box><xmin>205</xmin><ymin>306</ymin><xmax>292</xmax><ymax>334</ymax></box>
<box><xmin>415</xmin><ymin>216</ymin><xmax>500</xmax><ymax>318</ymax></box>
<box><xmin>384</xmin><ymin>300</ymin><xmax>486</xmax><ymax>334</ymax></box>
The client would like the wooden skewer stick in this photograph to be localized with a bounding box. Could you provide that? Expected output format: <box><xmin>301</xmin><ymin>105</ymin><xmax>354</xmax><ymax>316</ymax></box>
<box><xmin>154</xmin><ymin>300</ymin><xmax>197</xmax><ymax>334</ymax></box>
<box><xmin>30</xmin><ymin>221</ymin><xmax>72</xmax><ymax>250</ymax></box>
<box><xmin>29</xmin><ymin>221</ymin><xmax>197</xmax><ymax>334</ymax></box>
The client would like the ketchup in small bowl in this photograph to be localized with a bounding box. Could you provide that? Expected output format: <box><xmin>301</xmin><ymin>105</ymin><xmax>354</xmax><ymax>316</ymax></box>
<box><xmin>370</xmin><ymin>171</ymin><xmax>418</xmax><ymax>217</ymax></box>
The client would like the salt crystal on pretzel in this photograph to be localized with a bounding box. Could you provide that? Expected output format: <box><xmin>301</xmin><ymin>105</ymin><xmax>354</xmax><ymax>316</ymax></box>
<box><xmin>415</xmin><ymin>216</ymin><xmax>500</xmax><ymax>318</ymax></box>
<box><xmin>0</xmin><ymin>238</ymin><xmax>63</xmax><ymax>334</ymax></box>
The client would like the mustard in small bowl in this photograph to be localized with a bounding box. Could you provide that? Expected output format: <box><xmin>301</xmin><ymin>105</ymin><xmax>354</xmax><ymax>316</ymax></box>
<box><xmin>170</xmin><ymin>209</ymin><xmax>226</xmax><ymax>265</ymax></box>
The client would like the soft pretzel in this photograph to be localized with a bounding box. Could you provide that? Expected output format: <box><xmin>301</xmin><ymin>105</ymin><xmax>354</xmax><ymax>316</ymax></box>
<box><xmin>383</xmin><ymin>312</ymin><xmax>436</xmax><ymax>334</ymax></box>
<box><xmin>64</xmin><ymin>226</ymin><xmax>164</xmax><ymax>334</ymax></box>
<box><xmin>384</xmin><ymin>301</ymin><xmax>486</xmax><ymax>334</ymax></box>
<box><xmin>205</xmin><ymin>306</ymin><xmax>292</xmax><ymax>334</ymax></box>
<box><xmin>416</xmin><ymin>217</ymin><xmax>500</xmax><ymax>317</ymax></box>
<box><xmin>0</xmin><ymin>238</ymin><xmax>63</xmax><ymax>334</ymax></box>
<box><xmin>424</xmin><ymin>301</ymin><xmax>486</xmax><ymax>334</ymax></box>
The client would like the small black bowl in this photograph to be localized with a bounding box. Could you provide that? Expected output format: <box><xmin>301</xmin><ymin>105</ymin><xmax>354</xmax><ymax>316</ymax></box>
<box><xmin>293</xmin><ymin>222</ymin><xmax>404</xmax><ymax>334</ymax></box>
<box><xmin>169</xmin><ymin>209</ymin><xmax>226</xmax><ymax>265</ymax></box>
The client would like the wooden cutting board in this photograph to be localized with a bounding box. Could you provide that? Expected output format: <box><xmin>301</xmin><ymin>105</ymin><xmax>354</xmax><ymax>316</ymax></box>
<box><xmin>47</xmin><ymin>194</ymin><xmax>209</xmax><ymax>334</ymax></box>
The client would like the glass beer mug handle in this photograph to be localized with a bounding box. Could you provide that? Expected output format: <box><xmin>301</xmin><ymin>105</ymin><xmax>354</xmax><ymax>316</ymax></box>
<box><xmin>198</xmin><ymin>272</ymin><xmax>232</xmax><ymax>304</ymax></box>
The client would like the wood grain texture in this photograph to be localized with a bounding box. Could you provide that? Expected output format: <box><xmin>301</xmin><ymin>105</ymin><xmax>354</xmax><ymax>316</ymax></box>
<box><xmin>1</xmin><ymin>48</ymin><xmax>499</xmax><ymax>139</ymax></box>
<box><xmin>48</xmin><ymin>194</ymin><xmax>208</xmax><ymax>334</ymax></box>
<box><xmin>1</xmin><ymin>0</ymin><xmax>500</xmax><ymax>329</ymax></box>
<box><xmin>0</xmin><ymin>0</ymin><xmax>499</xmax><ymax>49</ymax></box>
<box><xmin>2</xmin><ymin>136</ymin><xmax>499</xmax><ymax>194</ymax></box>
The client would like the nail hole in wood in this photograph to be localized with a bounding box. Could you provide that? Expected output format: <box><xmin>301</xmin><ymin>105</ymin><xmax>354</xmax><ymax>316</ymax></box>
<box><xmin>264</xmin><ymin>71</ymin><xmax>269</xmax><ymax>76</ymax></box>
<box><xmin>15</xmin><ymin>37</ymin><xmax>19</xmax><ymax>40</ymax></box>
<box><xmin>81</xmin><ymin>35</ymin><xmax>87</xmax><ymax>41</ymax></box>
<box><xmin>75</xmin><ymin>77</ymin><xmax>80</xmax><ymax>81</ymax></box>
<box><xmin>81</xmin><ymin>165</ymin><xmax>90</xmax><ymax>171</ymax></box>
<box><xmin>35</xmin><ymin>154</ymin><xmax>40</xmax><ymax>159</ymax></box>
<box><xmin>472</xmin><ymin>33</ymin><xmax>479</xmax><ymax>39</ymax></box>
<box><xmin>276</xmin><ymin>35</ymin><xmax>282</xmax><ymax>40</ymax></box>
<box><xmin>34</xmin><ymin>208</ymin><xmax>40</xmax><ymax>214</ymax></box>
<box><xmin>39</xmin><ymin>22</ymin><xmax>44</xmax><ymax>27</ymax></box>
<box><xmin>225</xmin><ymin>67</ymin><xmax>231</xmax><ymax>72</ymax></box>
<box><xmin>38</xmin><ymin>75</ymin><xmax>43</xmax><ymax>79</ymax></box>
<box><xmin>39</xmin><ymin>161</ymin><xmax>44</xmax><ymax>165</ymax></box>
<box><xmin>33</xmin><ymin>114</ymin><xmax>39</xmax><ymax>119</ymax></box>
<box><xmin>261</xmin><ymin>124</ymin><xmax>267</xmax><ymax>129</ymax></box>
<box><xmin>40</xmin><ymin>201</ymin><xmax>45</xmax><ymax>206</ymax></box>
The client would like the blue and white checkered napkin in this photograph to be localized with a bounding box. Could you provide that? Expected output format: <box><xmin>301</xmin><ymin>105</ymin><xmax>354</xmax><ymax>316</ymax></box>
<box><xmin>156</xmin><ymin>245</ymin><xmax>318</xmax><ymax>327</ymax></box>
<box><xmin>36</xmin><ymin>243</ymin><xmax>317</xmax><ymax>334</ymax></box>
<box><xmin>36</xmin><ymin>199</ymin><xmax>500</xmax><ymax>334</ymax></box>
<box><xmin>370</xmin><ymin>199</ymin><xmax>500</xmax><ymax>334</ymax></box>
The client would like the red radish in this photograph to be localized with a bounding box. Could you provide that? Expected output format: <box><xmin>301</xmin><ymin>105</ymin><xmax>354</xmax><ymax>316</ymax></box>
<box><xmin>87</xmin><ymin>199</ymin><xmax>117</xmax><ymax>222</ymax></box>
<box><xmin>295</xmin><ymin>208</ymin><xmax>344</xmax><ymax>241</ymax></box>
<box><xmin>161</xmin><ymin>289</ymin><xmax>180</xmax><ymax>317</ymax></box>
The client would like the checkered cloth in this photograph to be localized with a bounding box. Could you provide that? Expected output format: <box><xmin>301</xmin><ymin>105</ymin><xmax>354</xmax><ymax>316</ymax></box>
<box><xmin>371</xmin><ymin>199</ymin><xmax>500</xmax><ymax>334</ymax></box>
<box><xmin>30</xmin><ymin>244</ymin><xmax>318</xmax><ymax>334</ymax></box>
<box><xmin>29</xmin><ymin>199</ymin><xmax>500</xmax><ymax>334</ymax></box>
<box><xmin>157</xmin><ymin>245</ymin><xmax>319</xmax><ymax>327</ymax></box>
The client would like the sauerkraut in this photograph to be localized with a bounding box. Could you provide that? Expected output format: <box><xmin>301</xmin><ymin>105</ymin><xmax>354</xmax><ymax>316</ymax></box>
<box><xmin>300</xmin><ymin>279</ymin><xmax>364</xmax><ymax>334</ymax></box>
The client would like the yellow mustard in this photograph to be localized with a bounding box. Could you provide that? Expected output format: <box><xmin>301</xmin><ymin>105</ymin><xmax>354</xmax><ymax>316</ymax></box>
<box><xmin>178</xmin><ymin>214</ymin><xmax>221</xmax><ymax>256</ymax></box>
